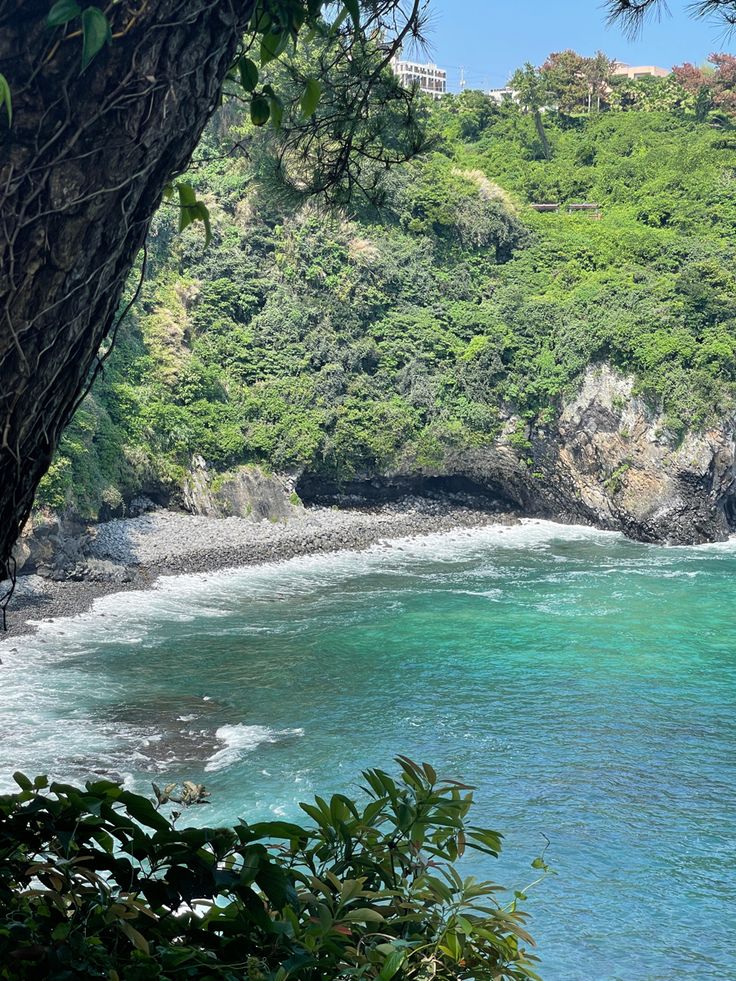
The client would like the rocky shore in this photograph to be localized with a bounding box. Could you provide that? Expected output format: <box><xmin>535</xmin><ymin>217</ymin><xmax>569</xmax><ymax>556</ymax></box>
<box><xmin>2</xmin><ymin>496</ymin><xmax>518</xmax><ymax>637</ymax></box>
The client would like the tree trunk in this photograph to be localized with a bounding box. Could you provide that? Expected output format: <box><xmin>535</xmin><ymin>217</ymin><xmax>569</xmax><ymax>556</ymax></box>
<box><xmin>0</xmin><ymin>0</ymin><xmax>254</xmax><ymax>581</ymax></box>
<box><xmin>533</xmin><ymin>110</ymin><xmax>551</xmax><ymax>160</ymax></box>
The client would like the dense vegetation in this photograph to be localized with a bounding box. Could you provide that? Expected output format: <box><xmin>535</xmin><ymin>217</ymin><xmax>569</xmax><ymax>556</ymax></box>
<box><xmin>39</xmin><ymin>62</ymin><xmax>736</xmax><ymax>519</ymax></box>
<box><xmin>0</xmin><ymin>759</ymin><xmax>543</xmax><ymax>979</ymax></box>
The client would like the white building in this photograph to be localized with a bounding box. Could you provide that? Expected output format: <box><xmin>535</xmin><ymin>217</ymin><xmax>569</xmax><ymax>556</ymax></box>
<box><xmin>487</xmin><ymin>87</ymin><xmax>518</xmax><ymax>104</ymax></box>
<box><xmin>612</xmin><ymin>63</ymin><xmax>669</xmax><ymax>80</ymax></box>
<box><xmin>391</xmin><ymin>58</ymin><xmax>447</xmax><ymax>99</ymax></box>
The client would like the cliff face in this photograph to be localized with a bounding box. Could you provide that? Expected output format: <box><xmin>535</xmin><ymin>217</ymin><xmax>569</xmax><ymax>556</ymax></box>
<box><xmin>300</xmin><ymin>365</ymin><xmax>736</xmax><ymax>545</ymax></box>
<box><xmin>540</xmin><ymin>366</ymin><xmax>736</xmax><ymax>544</ymax></box>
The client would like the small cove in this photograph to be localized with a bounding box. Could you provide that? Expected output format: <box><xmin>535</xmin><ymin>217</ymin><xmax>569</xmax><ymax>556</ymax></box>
<box><xmin>2</xmin><ymin>519</ymin><xmax>735</xmax><ymax>979</ymax></box>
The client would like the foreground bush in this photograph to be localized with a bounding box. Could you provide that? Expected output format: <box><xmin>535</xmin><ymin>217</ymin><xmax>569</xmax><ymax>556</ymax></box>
<box><xmin>0</xmin><ymin>757</ymin><xmax>541</xmax><ymax>979</ymax></box>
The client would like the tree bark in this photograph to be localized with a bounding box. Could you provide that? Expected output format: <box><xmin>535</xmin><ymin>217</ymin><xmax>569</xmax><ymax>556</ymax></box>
<box><xmin>532</xmin><ymin>110</ymin><xmax>551</xmax><ymax>160</ymax></box>
<box><xmin>0</xmin><ymin>0</ymin><xmax>255</xmax><ymax>581</ymax></box>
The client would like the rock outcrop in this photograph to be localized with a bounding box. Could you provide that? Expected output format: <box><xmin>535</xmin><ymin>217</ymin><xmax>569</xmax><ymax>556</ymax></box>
<box><xmin>12</xmin><ymin>512</ymin><xmax>87</xmax><ymax>578</ymax></box>
<box><xmin>299</xmin><ymin>365</ymin><xmax>736</xmax><ymax>545</ymax></box>
<box><xmin>541</xmin><ymin>366</ymin><xmax>736</xmax><ymax>543</ymax></box>
<box><xmin>182</xmin><ymin>457</ymin><xmax>300</xmax><ymax>522</ymax></box>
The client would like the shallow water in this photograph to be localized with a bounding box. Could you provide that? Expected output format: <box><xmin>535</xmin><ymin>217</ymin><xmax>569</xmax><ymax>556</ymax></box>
<box><xmin>2</xmin><ymin>520</ymin><xmax>735</xmax><ymax>979</ymax></box>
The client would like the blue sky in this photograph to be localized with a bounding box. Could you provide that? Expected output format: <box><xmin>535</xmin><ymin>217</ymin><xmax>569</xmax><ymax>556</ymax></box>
<box><xmin>412</xmin><ymin>0</ymin><xmax>730</xmax><ymax>91</ymax></box>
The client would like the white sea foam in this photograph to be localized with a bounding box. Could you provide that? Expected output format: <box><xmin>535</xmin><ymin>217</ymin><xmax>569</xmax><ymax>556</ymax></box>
<box><xmin>8</xmin><ymin>519</ymin><xmax>623</xmax><ymax>652</ymax></box>
<box><xmin>689</xmin><ymin>535</ymin><xmax>736</xmax><ymax>552</ymax></box>
<box><xmin>205</xmin><ymin>724</ymin><xmax>304</xmax><ymax>772</ymax></box>
<box><xmin>449</xmin><ymin>587</ymin><xmax>503</xmax><ymax>600</ymax></box>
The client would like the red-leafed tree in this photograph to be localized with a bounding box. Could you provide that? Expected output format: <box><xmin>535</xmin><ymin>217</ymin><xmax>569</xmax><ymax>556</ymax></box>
<box><xmin>542</xmin><ymin>50</ymin><xmax>590</xmax><ymax>112</ymax></box>
<box><xmin>710</xmin><ymin>52</ymin><xmax>736</xmax><ymax>111</ymax></box>
<box><xmin>673</xmin><ymin>53</ymin><xmax>736</xmax><ymax>114</ymax></box>
<box><xmin>672</xmin><ymin>61</ymin><xmax>708</xmax><ymax>93</ymax></box>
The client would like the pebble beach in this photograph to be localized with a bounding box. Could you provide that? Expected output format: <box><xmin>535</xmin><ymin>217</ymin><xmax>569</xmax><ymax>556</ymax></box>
<box><xmin>2</xmin><ymin>497</ymin><xmax>519</xmax><ymax>637</ymax></box>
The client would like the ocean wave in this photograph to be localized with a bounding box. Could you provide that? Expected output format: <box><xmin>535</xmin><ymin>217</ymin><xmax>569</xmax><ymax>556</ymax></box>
<box><xmin>205</xmin><ymin>724</ymin><xmax>305</xmax><ymax>772</ymax></box>
<box><xmin>11</xmin><ymin>519</ymin><xmax>621</xmax><ymax>646</ymax></box>
<box><xmin>448</xmin><ymin>587</ymin><xmax>503</xmax><ymax>599</ymax></box>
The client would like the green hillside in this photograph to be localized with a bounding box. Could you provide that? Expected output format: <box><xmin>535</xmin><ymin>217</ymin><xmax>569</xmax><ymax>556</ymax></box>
<box><xmin>39</xmin><ymin>90</ymin><xmax>736</xmax><ymax>518</ymax></box>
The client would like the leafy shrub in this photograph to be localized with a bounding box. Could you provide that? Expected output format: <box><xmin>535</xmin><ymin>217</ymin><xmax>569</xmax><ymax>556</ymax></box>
<box><xmin>36</xmin><ymin>458</ymin><xmax>73</xmax><ymax>511</ymax></box>
<box><xmin>0</xmin><ymin>760</ymin><xmax>542</xmax><ymax>980</ymax></box>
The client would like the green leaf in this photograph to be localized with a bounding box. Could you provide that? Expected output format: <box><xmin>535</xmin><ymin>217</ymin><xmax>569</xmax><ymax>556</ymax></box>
<box><xmin>237</xmin><ymin>56</ymin><xmax>259</xmax><ymax>93</ymax></box>
<box><xmin>80</xmin><ymin>6</ymin><xmax>111</xmax><ymax>71</ymax></box>
<box><xmin>85</xmin><ymin>779</ymin><xmax>123</xmax><ymax>795</ymax></box>
<box><xmin>439</xmin><ymin>930</ymin><xmax>463</xmax><ymax>961</ymax></box>
<box><xmin>244</xmin><ymin>820</ymin><xmax>307</xmax><ymax>842</ymax></box>
<box><xmin>255</xmin><ymin>860</ymin><xmax>297</xmax><ymax>909</ymax></box>
<box><xmin>269</xmin><ymin>95</ymin><xmax>284</xmax><ymax>129</ymax></box>
<box><xmin>250</xmin><ymin>94</ymin><xmax>271</xmax><ymax>126</ymax></box>
<box><xmin>260</xmin><ymin>29</ymin><xmax>288</xmax><ymax>66</ymax></box>
<box><xmin>378</xmin><ymin>949</ymin><xmax>407</xmax><ymax>980</ymax></box>
<box><xmin>13</xmin><ymin>772</ymin><xmax>32</xmax><ymax>791</ymax></box>
<box><xmin>466</xmin><ymin>827</ymin><xmax>503</xmax><ymax>857</ymax></box>
<box><xmin>175</xmin><ymin>183</ymin><xmax>212</xmax><ymax>247</ymax></box>
<box><xmin>192</xmin><ymin>202</ymin><xmax>212</xmax><ymax>247</ymax></box>
<box><xmin>299</xmin><ymin>801</ymin><xmax>327</xmax><ymax>827</ymax></box>
<box><xmin>300</xmin><ymin>78</ymin><xmax>322</xmax><ymax>118</ymax></box>
<box><xmin>531</xmin><ymin>857</ymin><xmax>546</xmax><ymax>870</ymax></box>
<box><xmin>119</xmin><ymin>920</ymin><xmax>150</xmax><ymax>955</ymax></box>
<box><xmin>0</xmin><ymin>74</ymin><xmax>12</xmax><ymax>126</ymax></box>
<box><xmin>177</xmin><ymin>182</ymin><xmax>198</xmax><ymax>233</ymax></box>
<box><xmin>317</xmin><ymin>902</ymin><xmax>333</xmax><ymax>931</ymax></box>
<box><xmin>47</xmin><ymin>0</ymin><xmax>81</xmax><ymax>26</ymax></box>
<box><xmin>118</xmin><ymin>791</ymin><xmax>170</xmax><ymax>831</ymax></box>
<box><xmin>343</xmin><ymin>907</ymin><xmax>384</xmax><ymax>923</ymax></box>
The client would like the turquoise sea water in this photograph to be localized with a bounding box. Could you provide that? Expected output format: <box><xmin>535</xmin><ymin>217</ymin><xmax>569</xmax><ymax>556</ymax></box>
<box><xmin>2</xmin><ymin>519</ymin><xmax>736</xmax><ymax>979</ymax></box>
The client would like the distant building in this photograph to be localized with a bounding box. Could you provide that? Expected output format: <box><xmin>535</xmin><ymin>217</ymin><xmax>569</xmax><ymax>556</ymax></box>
<box><xmin>391</xmin><ymin>57</ymin><xmax>447</xmax><ymax>99</ymax></box>
<box><xmin>487</xmin><ymin>87</ymin><xmax>518</xmax><ymax>104</ymax></box>
<box><xmin>612</xmin><ymin>63</ymin><xmax>669</xmax><ymax>80</ymax></box>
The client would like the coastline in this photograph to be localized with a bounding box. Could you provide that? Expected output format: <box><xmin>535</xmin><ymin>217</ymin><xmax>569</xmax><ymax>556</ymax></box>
<box><xmin>2</xmin><ymin>497</ymin><xmax>520</xmax><ymax>638</ymax></box>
